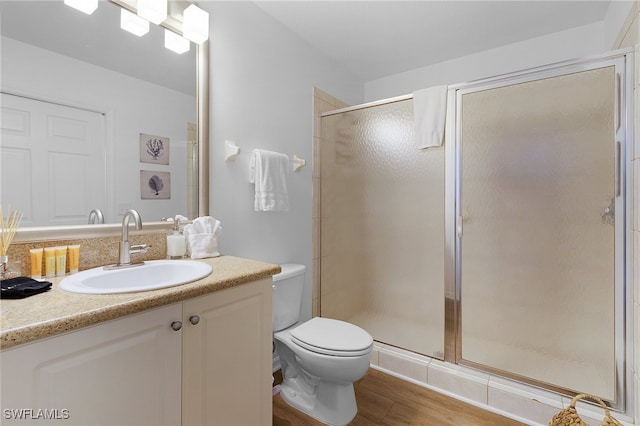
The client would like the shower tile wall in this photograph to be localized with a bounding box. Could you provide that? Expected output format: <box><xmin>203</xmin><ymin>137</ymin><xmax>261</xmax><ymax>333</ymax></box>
<box><xmin>635</xmin><ymin>47</ymin><xmax>640</xmax><ymax>426</ymax></box>
<box><xmin>312</xmin><ymin>87</ymin><xmax>350</xmax><ymax>318</ymax></box>
<box><xmin>186</xmin><ymin>122</ymin><xmax>198</xmax><ymax>221</ymax></box>
<box><xmin>617</xmin><ymin>3</ymin><xmax>640</xmax><ymax>421</ymax></box>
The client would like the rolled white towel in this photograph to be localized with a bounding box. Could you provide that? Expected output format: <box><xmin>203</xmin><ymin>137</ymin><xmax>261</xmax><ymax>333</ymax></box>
<box><xmin>194</xmin><ymin>216</ymin><xmax>215</xmax><ymax>234</ymax></box>
<box><xmin>187</xmin><ymin>233</ymin><xmax>220</xmax><ymax>259</ymax></box>
<box><xmin>184</xmin><ymin>219</ymin><xmax>222</xmax><ymax>259</ymax></box>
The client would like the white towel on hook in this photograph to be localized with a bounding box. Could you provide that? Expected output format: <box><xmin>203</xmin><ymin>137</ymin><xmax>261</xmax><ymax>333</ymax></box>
<box><xmin>413</xmin><ymin>85</ymin><xmax>448</xmax><ymax>149</ymax></box>
<box><xmin>249</xmin><ymin>149</ymin><xmax>290</xmax><ymax>212</ymax></box>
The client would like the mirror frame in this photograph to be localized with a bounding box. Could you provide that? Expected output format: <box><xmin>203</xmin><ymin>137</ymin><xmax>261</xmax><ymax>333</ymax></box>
<box><xmin>13</xmin><ymin>0</ymin><xmax>209</xmax><ymax>243</ymax></box>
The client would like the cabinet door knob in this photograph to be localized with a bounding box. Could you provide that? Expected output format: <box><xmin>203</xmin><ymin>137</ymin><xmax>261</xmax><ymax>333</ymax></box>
<box><xmin>189</xmin><ymin>315</ymin><xmax>200</xmax><ymax>325</ymax></box>
<box><xmin>170</xmin><ymin>321</ymin><xmax>183</xmax><ymax>331</ymax></box>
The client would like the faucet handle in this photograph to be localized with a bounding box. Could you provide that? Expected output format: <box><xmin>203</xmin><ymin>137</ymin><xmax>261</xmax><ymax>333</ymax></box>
<box><xmin>130</xmin><ymin>244</ymin><xmax>150</xmax><ymax>254</ymax></box>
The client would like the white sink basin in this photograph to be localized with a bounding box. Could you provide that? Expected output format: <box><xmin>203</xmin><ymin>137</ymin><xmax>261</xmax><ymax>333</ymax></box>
<box><xmin>59</xmin><ymin>260</ymin><xmax>213</xmax><ymax>294</ymax></box>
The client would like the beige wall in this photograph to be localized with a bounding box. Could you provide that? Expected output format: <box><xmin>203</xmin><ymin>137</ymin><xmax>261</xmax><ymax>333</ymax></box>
<box><xmin>312</xmin><ymin>88</ymin><xmax>350</xmax><ymax>318</ymax></box>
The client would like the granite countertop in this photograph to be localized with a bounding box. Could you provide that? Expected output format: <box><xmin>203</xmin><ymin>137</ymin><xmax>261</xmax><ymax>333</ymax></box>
<box><xmin>0</xmin><ymin>255</ymin><xmax>281</xmax><ymax>349</ymax></box>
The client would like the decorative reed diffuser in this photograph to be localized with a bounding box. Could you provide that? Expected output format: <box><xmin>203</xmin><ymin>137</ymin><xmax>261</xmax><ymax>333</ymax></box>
<box><xmin>0</xmin><ymin>206</ymin><xmax>24</xmax><ymax>280</ymax></box>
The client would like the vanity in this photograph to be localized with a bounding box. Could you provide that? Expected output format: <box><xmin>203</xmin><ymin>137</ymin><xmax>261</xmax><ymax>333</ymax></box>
<box><xmin>0</xmin><ymin>256</ymin><xmax>279</xmax><ymax>425</ymax></box>
<box><xmin>0</xmin><ymin>2</ymin><xmax>269</xmax><ymax>423</ymax></box>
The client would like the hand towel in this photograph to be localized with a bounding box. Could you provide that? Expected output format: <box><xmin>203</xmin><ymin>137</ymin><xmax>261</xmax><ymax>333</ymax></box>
<box><xmin>249</xmin><ymin>149</ymin><xmax>289</xmax><ymax>212</ymax></box>
<box><xmin>186</xmin><ymin>233</ymin><xmax>219</xmax><ymax>259</ymax></box>
<box><xmin>1</xmin><ymin>276</ymin><xmax>52</xmax><ymax>299</ymax></box>
<box><xmin>184</xmin><ymin>216</ymin><xmax>222</xmax><ymax>259</ymax></box>
<box><xmin>413</xmin><ymin>85</ymin><xmax>448</xmax><ymax>149</ymax></box>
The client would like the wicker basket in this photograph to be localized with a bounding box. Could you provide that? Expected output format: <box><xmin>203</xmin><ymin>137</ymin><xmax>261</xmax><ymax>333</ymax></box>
<box><xmin>549</xmin><ymin>394</ymin><xmax>622</xmax><ymax>426</ymax></box>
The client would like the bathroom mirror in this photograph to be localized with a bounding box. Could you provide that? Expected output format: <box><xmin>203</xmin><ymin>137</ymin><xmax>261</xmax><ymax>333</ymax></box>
<box><xmin>0</xmin><ymin>0</ymin><xmax>209</xmax><ymax>229</ymax></box>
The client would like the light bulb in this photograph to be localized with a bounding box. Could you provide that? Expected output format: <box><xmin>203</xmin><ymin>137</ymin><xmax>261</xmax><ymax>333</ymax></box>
<box><xmin>63</xmin><ymin>0</ymin><xmax>98</xmax><ymax>15</ymax></box>
<box><xmin>165</xmin><ymin>30</ymin><xmax>190</xmax><ymax>54</ymax></box>
<box><xmin>183</xmin><ymin>5</ymin><xmax>209</xmax><ymax>44</ymax></box>
<box><xmin>137</xmin><ymin>0</ymin><xmax>167</xmax><ymax>25</ymax></box>
<box><xmin>121</xmin><ymin>9</ymin><xmax>150</xmax><ymax>37</ymax></box>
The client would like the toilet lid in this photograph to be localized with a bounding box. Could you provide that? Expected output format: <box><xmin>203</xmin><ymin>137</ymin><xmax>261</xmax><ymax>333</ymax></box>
<box><xmin>290</xmin><ymin>317</ymin><xmax>373</xmax><ymax>357</ymax></box>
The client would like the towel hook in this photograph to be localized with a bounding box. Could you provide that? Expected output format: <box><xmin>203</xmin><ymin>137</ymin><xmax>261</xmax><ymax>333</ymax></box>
<box><xmin>225</xmin><ymin>140</ymin><xmax>240</xmax><ymax>161</ymax></box>
<box><xmin>293</xmin><ymin>155</ymin><xmax>306</xmax><ymax>172</ymax></box>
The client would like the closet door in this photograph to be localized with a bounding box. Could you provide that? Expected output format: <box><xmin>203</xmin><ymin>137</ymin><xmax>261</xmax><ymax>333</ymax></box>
<box><xmin>457</xmin><ymin>61</ymin><xmax>622</xmax><ymax>402</ymax></box>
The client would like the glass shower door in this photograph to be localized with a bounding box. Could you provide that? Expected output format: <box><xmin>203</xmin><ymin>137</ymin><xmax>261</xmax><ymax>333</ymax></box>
<box><xmin>457</xmin><ymin>62</ymin><xmax>622</xmax><ymax>401</ymax></box>
<box><xmin>320</xmin><ymin>99</ymin><xmax>445</xmax><ymax>358</ymax></box>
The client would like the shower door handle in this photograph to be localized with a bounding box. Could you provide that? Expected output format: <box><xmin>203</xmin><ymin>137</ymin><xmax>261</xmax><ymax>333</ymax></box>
<box><xmin>615</xmin><ymin>141</ymin><xmax>621</xmax><ymax>197</ymax></box>
<box><xmin>615</xmin><ymin>73</ymin><xmax>621</xmax><ymax>131</ymax></box>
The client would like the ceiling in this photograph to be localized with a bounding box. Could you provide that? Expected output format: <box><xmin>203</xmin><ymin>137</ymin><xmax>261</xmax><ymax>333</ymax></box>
<box><xmin>1</xmin><ymin>1</ymin><xmax>613</xmax><ymax>90</ymax></box>
<box><xmin>254</xmin><ymin>1</ymin><xmax>612</xmax><ymax>82</ymax></box>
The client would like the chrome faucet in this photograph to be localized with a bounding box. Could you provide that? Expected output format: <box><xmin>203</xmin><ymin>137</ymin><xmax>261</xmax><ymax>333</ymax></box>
<box><xmin>88</xmin><ymin>208</ymin><xmax>105</xmax><ymax>224</ymax></box>
<box><xmin>106</xmin><ymin>209</ymin><xmax>149</xmax><ymax>269</ymax></box>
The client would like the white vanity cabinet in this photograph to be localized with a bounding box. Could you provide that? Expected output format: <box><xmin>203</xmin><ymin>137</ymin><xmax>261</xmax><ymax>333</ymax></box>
<box><xmin>0</xmin><ymin>303</ymin><xmax>183</xmax><ymax>425</ymax></box>
<box><xmin>1</xmin><ymin>277</ymin><xmax>273</xmax><ymax>426</ymax></box>
<box><xmin>182</xmin><ymin>278</ymin><xmax>273</xmax><ymax>426</ymax></box>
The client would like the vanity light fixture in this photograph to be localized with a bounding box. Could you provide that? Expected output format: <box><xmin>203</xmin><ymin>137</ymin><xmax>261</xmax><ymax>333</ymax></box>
<box><xmin>164</xmin><ymin>29</ymin><xmax>190</xmax><ymax>54</ymax></box>
<box><xmin>137</xmin><ymin>0</ymin><xmax>167</xmax><ymax>25</ymax></box>
<box><xmin>64</xmin><ymin>0</ymin><xmax>98</xmax><ymax>15</ymax></box>
<box><xmin>183</xmin><ymin>4</ymin><xmax>209</xmax><ymax>44</ymax></box>
<box><xmin>121</xmin><ymin>9</ymin><xmax>150</xmax><ymax>37</ymax></box>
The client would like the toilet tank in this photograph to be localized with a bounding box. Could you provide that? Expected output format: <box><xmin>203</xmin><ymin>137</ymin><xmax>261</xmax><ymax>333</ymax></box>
<box><xmin>272</xmin><ymin>264</ymin><xmax>306</xmax><ymax>332</ymax></box>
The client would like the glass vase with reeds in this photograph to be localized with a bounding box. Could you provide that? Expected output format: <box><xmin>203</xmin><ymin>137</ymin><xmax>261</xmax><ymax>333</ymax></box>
<box><xmin>0</xmin><ymin>206</ymin><xmax>23</xmax><ymax>280</ymax></box>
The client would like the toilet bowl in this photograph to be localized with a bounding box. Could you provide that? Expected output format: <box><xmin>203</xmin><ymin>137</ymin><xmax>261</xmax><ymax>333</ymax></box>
<box><xmin>272</xmin><ymin>264</ymin><xmax>373</xmax><ymax>426</ymax></box>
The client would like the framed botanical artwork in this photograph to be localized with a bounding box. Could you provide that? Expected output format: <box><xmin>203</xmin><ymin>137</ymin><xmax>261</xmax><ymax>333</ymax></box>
<box><xmin>140</xmin><ymin>133</ymin><xmax>170</xmax><ymax>165</ymax></box>
<box><xmin>140</xmin><ymin>170</ymin><xmax>170</xmax><ymax>199</ymax></box>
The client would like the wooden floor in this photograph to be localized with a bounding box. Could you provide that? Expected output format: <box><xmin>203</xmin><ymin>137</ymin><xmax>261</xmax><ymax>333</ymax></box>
<box><xmin>273</xmin><ymin>368</ymin><xmax>526</xmax><ymax>426</ymax></box>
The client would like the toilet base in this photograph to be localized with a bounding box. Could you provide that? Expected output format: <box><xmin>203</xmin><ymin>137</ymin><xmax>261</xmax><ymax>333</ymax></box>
<box><xmin>279</xmin><ymin>377</ymin><xmax>357</xmax><ymax>426</ymax></box>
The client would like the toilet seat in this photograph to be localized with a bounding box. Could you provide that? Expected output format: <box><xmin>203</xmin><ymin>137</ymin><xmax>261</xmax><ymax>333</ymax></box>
<box><xmin>290</xmin><ymin>317</ymin><xmax>373</xmax><ymax>357</ymax></box>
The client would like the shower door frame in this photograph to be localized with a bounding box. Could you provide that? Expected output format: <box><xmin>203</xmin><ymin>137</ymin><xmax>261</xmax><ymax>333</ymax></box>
<box><xmin>444</xmin><ymin>49</ymin><xmax>633</xmax><ymax>412</ymax></box>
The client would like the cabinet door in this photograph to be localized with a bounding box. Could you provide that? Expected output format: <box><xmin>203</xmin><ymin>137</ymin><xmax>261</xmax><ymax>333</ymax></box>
<box><xmin>182</xmin><ymin>279</ymin><xmax>273</xmax><ymax>426</ymax></box>
<box><xmin>1</xmin><ymin>304</ymin><xmax>182</xmax><ymax>425</ymax></box>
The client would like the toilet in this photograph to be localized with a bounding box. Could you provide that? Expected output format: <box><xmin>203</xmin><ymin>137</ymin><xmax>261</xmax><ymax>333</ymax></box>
<box><xmin>273</xmin><ymin>264</ymin><xmax>373</xmax><ymax>426</ymax></box>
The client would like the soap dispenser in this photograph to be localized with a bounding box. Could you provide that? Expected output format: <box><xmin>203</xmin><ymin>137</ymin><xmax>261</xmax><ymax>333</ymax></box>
<box><xmin>166</xmin><ymin>217</ymin><xmax>186</xmax><ymax>259</ymax></box>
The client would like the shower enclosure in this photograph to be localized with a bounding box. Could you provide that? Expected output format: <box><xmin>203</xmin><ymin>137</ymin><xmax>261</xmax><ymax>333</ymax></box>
<box><xmin>319</xmin><ymin>51</ymin><xmax>630</xmax><ymax>409</ymax></box>
<box><xmin>320</xmin><ymin>99</ymin><xmax>445</xmax><ymax>359</ymax></box>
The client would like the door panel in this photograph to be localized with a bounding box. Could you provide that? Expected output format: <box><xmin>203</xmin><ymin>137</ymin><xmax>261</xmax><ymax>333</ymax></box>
<box><xmin>458</xmin><ymin>65</ymin><xmax>618</xmax><ymax>400</ymax></box>
<box><xmin>1</xmin><ymin>93</ymin><xmax>105</xmax><ymax>226</ymax></box>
